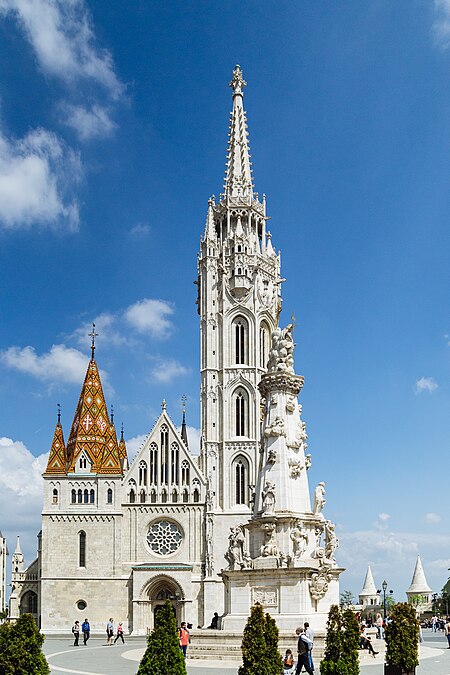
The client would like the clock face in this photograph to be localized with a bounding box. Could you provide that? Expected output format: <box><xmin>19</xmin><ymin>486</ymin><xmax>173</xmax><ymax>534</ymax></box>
<box><xmin>147</xmin><ymin>520</ymin><xmax>183</xmax><ymax>556</ymax></box>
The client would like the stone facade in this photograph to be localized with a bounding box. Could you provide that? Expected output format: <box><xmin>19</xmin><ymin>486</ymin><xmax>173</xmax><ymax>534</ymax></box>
<box><xmin>10</xmin><ymin>66</ymin><xmax>342</xmax><ymax>637</ymax></box>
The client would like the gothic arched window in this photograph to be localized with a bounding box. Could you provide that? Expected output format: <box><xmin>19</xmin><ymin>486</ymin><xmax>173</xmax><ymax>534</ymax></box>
<box><xmin>161</xmin><ymin>489</ymin><xmax>167</xmax><ymax>504</ymax></box>
<box><xmin>79</xmin><ymin>531</ymin><xmax>86</xmax><ymax>567</ymax></box>
<box><xmin>193</xmin><ymin>489</ymin><xmax>200</xmax><ymax>503</ymax></box>
<box><xmin>129</xmin><ymin>489</ymin><xmax>135</xmax><ymax>504</ymax></box>
<box><xmin>52</xmin><ymin>488</ymin><xmax>58</xmax><ymax>504</ymax></box>
<box><xmin>79</xmin><ymin>455</ymin><xmax>87</xmax><ymax>470</ymax></box>
<box><xmin>107</xmin><ymin>488</ymin><xmax>113</xmax><ymax>504</ymax></box>
<box><xmin>160</xmin><ymin>425</ymin><xmax>169</xmax><ymax>484</ymax></box>
<box><xmin>71</xmin><ymin>489</ymin><xmax>76</xmax><ymax>504</ymax></box>
<box><xmin>233</xmin><ymin>316</ymin><xmax>248</xmax><ymax>364</ymax></box>
<box><xmin>171</xmin><ymin>442</ymin><xmax>179</xmax><ymax>485</ymax></box>
<box><xmin>77</xmin><ymin>489</ymin><xmax>82</xmax><ymax>504</ymax></box>
<box><xmin>89</xmin><ymin>489</ymin><xmax>95</xmax><ymax>504</ymax></box>
<box><xmin>150</xmin><ymin>489</ymin><xmax>156</xmax><ymax>504</ymax></box>
<box><xmin>139</xmin><ymin>460</ymin><xmax>147</xmax><ymax>486</ymax></box>
<box><xmin>181</xmin><ymin>460</ymin><xmax>190</xmax><ymax>486</ymax></box>
<box><xmin>140</xmin><ymin>489</ymin><xmax>146</xmax><ymax>503</ymax></box>
<box><xmin>259</xmin><ymin>321</ymin><xmax>270</xmax><ymax>369</ymax></box>
<box><xmin>149</xmin><ymin>443</ymin><xmax>158</xmax><ymax>484</ymax></box>
<box><xmin>235</xmin><ymin>389</ymin><xmax>248</xmax><ymax>437</ymax></box>
<box><xmin>172</xmin><ymin>489</ymin><xmax>178</xmax><ymax>503</ymax></box>
<box><xmin>182</xmin><ymin>489</ymin><xmax>189</xmax><ymax>503</ymax></box>
<box><xmin>233</xmin><ymin>455</ymin><xmax>249</xmax><ymax>505</ymax></box>
<box><xmin>83</xmin><ymin>489</ymin><xmax>89</xmax><ymax>504</ymax></box>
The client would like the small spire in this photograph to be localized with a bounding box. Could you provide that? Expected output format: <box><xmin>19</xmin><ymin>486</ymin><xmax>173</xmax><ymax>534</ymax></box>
<box><xmin>14</xmin><ymin>536</ymin><xmax>22</xmax><ymax>555</ymax></box>
<box><xmin>120</xmin><ymin>422</ymin><xmax>124</xmax><ymax>441</ymax></box>
<box><xmin>57</xmin><ymin>402</ymin><xmax>61</xmax><ymax>425</ymax></box>
<box><xmin>229</xmin><ymin>64</ymin><xmax>247</xmax><ymax>96</ymax></box>
<box><xmin>161</xmin><ymin>399</ymin><xmax>167</xmax><ymax>411</ymax></box>
<box><xmin>181</xmin><ymin>395</ymin><xmax>189</xmax><ymax>448</ymax></box>
<box><xmin>88</xmin><ymin>322</ymin><xmax>98</xmax><ymax>359</ymax></box>
<box><xmin>110</xmin><ymin>404</ymin><xmax>114</xmax><ymax>424</ymax></box>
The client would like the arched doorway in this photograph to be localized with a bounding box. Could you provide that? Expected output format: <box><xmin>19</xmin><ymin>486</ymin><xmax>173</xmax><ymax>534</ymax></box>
<box><xmin>146</xmin><ymin>577</ymin><xmax>183</xmax><ymax>630</ymax></box>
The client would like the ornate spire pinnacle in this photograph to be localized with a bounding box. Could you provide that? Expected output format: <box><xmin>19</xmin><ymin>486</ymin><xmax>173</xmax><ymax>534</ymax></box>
<box><xmin>44</xmin><ymin>405</ymin><xmax>67</xmax><ymax>475</ymax></box>
<box><xmin>120</xmin><ymin>422</ymin><xmax>124</xmax><ymax>441</ymax></box>
<box><xmin>89</xmin><ymin>322</ymin><xmax>98</xmax><ymax>360</ymax></box>
<box><xmin>224</xmin><ymin>65</ymin><xmax>254</xmax><ymax>200</ymax></box>
<box><xmin>407</xmin><ymin>555</ymin><xmax>432</xmax><ymax>594</ymax></box>
<box><xmin>57</xmin><ymin>402</ymin><xmax>61</xmax><ymax>424</ymax></box>
<box><xmin>14</xmin><ymin>535</ymin><xmax>22</xmax><ymax>555</ymax></box>
<box><xmin>161</xmin><ymin>399</ymin><xmax>167</xmax><ymax>411</ymax></box>
<box><xmin>110</xmin><ymin>404</ymin><xmax>114</xmax><ymax>424</ymax></box>
<box><xmin>181</xmin><ymin>395</ymin><xmax>189</xmax><ymax>448</ymax></box>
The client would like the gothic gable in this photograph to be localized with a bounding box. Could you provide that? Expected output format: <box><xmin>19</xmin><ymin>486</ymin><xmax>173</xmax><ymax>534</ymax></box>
<box><xmin>125</xmin><ymin>411</ymin><xmax>206</xmax><ymax>506</ymax></box>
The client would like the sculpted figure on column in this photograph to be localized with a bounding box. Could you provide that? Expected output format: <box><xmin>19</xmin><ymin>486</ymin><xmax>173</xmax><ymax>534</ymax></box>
<box><xmin>313</xmin><ymin>482</ymin><xmax>326</xmax><ymax>516</ymax></box>
<box><xmin>290</xmin><ymin>520</ymin><xmax>309</xmax><ymax>559</ymax></box>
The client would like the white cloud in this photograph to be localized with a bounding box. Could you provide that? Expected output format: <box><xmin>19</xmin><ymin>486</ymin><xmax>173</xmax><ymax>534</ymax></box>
<box><xmin>378</xmin><ymin>512</ymin><xmax>391</xmax><ymax>523</ymax></box>
<box><xmin>130</xmin><ymin>224</ymin><xmax>151</xmax><ymax>239</ymax></box>
<box><xmin>433</xmin><ymin>0</ymin><xmax>450</xmax><ymax>50</ymax></box>
<box><xmin>0</xmin><ymin>437</ymin><xmax>46</xmax><ymax>567</ymax></box>
<box><xmin>60</xmin><ymin>103</ymin><xmax>117</xmax><ymax>141</ymax></box>
<box><xmin>0</xmin><ymin>0</ymin><xmax>123</xmax><ymax>98</ymax></box>
<box><xmin>178</xmin><ymin>425</ymin><xmax>201</xmax><ymax>455</ymax></box>
<box><xmin>1</xmin><ymin>344</ymin><xmax>87</xmax><ymax>384</ymax></box>
<box><xmin>151</xmin><ymin>358</ymin><xmax>190</xmax><ymax>383</ymax></box>
<box><xmin>0</xmin><ymin>128</ymin><xmax>80</xmax><ymax>230</ymax></box>
<box><xmin>125</xmin><ymin>433</ymin><xmax>148</xmax><ymax>463</ymax></box>
<box><xmin>125</xmin><ymin>299</ymin><xmax>174</xmax><ymax>338</ymax></box>
<box><xmin>424</xmin><ymin>512</ymin><xmax>442</xmax><ymax>524</ymax></box>
<box><xmin>428</xmin><ymin>558</ymin><xmax>450</xmax><ymax>571</ymax></box>
<box><xmin>415</xmin><ymin>376</ymin><xmax>438</xmax><ymax>394</ymax></box>
<box><xmin>71</xmin><ymin>313</ymin><xmax>128</xmax><ymax>349</ymax></box>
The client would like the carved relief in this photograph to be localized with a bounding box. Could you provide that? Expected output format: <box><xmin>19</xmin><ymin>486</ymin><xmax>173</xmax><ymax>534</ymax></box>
<box><xmin>267</xmin><ymin>448</ymin><xmax>277</xmax><ymax>464</ymax></box>
<box><xmin>260</xmin><ymin>522</ymin><xmax>279</xmax><ymax>557</ymax></box>
<box><xmin>264</xmin><ymin>416</ymin><xmax>285</xmax><ymax>438</ymax></box>
<box><xmin>309</xmin><ymin>570</ymin><xmax>333</xmax><ymax>601</ymax></box>
<box><xmin>288</xmin><ymin>458</ymin><xmax>303</xmax><ymax>478</ymax></box>
<box><xmin>252</xmin><ymin>587</ymin><xmax>278</xmax><ymax>607</ymax></box>
<box><xmin>225</xmin><ymin>524</ymin><xmax>252</xmax><ymax>570</ymax></box>
<box><xmin>285</xmin><ymin>396</ymin><xmax>295</xmax><ymax>413</ymax></box>
<box><xmin>267</xmin><ymin>324</ymin><xmax>295</xmax><ymax>374</ymax></box>
<box><xmin>305</xmin><ymin>454</ymin><xmax>312</xmax><ymax>470</ymax></box>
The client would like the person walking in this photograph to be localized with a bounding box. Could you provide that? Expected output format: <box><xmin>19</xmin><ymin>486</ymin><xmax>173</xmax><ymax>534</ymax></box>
<box><xmin>295</xmin><ymin>627</ymin><xmax>314</xmax><ymax>675</ymax></box>
<box><xmin>72</xmin><ymin>620</ymin><xmax>80</xmax><ymax>646</ymax></box>
<box><xmin>81</xmin><ymin>618</ymin><xmax>90</xmax><ymax>645</ymax></box>
<box><xmin>304</xmin><ymin>622</ymin><xmax>314</xmax><ymax>672</ymax></box>
<box><xmin>178</xmin><ymin>621</ymin><xmax>190</xmax><ymax>657</ymax></box>
<box><xmin>444</xmin><ymin>618</ymin><xmax>450</xmax><ymax>648</ymax></box>
<box><xmin>114</xmin><ymin>622</ymin><xmax>126</xmax><ymax>644</ymax></box>
<box><xmin>106</xmin><ymin>617</ymin><xmax>114</xmax><ymax>645</ymax></box>
<box><xmin>375</xmin><ymin>613</ymin><xmax>384</xmax><ymax>639</ymax></box>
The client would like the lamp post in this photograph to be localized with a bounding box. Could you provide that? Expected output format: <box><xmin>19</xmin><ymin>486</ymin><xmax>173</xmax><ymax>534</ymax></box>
<box><xmin>432</xmin><ymin>592</ymin><xmax>438</xmax><ymax>617</ymax></box>
<box><xmin>442</xmin><ymin>591</ymin><xmax>448</xmax><ymax>618</ymax></box>
<box><xmin>382</xmin><ymin>580</ymin><xmax>388</xmax><ymax>620</ymax></box>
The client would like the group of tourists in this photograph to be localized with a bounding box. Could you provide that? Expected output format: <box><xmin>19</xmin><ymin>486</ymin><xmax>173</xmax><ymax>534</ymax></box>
<box><xmin>71</xmin><ymin>618</ymin><xmax>125</xmax><ymax>646</ymax></box>
<box><xmin>282</xmin><ymin>622</ymin><xmax>314</xmax><ymax>674</ymax></box>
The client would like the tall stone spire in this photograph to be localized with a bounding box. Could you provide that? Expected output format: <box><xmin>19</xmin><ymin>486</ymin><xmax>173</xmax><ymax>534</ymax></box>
<box><xmin>44</xmin><ymin>404</ymin><xmax>67</xmax><ymax>475</ymax></box>
<box><xmin>406</xmin><ymin>555</ymin><xmax>432</xmax><ymax>595</ymax></box>
<box><xmin>224</xmin><ymin>64</ymin><xmax>254</xmax><ymax>200</ymax></box>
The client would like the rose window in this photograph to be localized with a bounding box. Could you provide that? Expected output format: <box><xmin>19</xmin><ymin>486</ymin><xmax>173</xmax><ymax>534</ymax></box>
<box><xmin>147</xmin><ymin>520</ymin><xmax>182</xmax><ymax>555</ymax></box>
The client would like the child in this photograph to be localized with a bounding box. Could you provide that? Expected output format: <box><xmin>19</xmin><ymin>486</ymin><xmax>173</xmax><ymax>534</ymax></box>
<box><xmin>283</xmin><ymin>648</ymin><xmax>295</xmax><ymax>673</ymax></box>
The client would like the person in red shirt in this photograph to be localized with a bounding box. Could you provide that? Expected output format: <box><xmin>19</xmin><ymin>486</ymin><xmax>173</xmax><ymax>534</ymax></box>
<box><xmin>178</xmin><ymin>621</ymin><xmax>190</xmax><ymax>657</ymax></box>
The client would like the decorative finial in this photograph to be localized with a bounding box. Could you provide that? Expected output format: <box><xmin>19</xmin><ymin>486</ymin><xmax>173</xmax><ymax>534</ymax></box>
<box><xmin>120</xmin><ymin>422</ymin><xmax>124</xmax><ymax>441</ymax></box>
<box><xmin>110</xmin><ymin>404</ymin><xmax>114</xmax><ymax>424</ymax></box>
<box><xmin>161</xmin><ymin>399</ymin><xmax>167</xmax><ymax>411</ymax></box>
<box><xmin>229</xmin><ymin>64</ymin><xmax>247</xmax><ymax>96</ymax></box>
<box><xmin>181</xmin><ymin>394</ymin><xmax>187</xmax><ymax>413</ymax></box>
<box><xmin>57</xmin><ymin>402</ymin><xmax>61</xmax><ymax>424</ymax></box>
<box><xmin>88</xmin><ymin>322</ymin><xmax>98</xmax><ymax>359</ymax></box>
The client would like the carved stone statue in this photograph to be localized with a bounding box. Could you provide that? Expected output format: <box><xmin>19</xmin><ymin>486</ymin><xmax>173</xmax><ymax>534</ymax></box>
<box><xmin>290</xmin><ymin>520</ymin><xmax>309</xmax><ymax>559</ymax></box>
<box><xmin>285</xmin><ymin>396</ymin><xmax>295</xmax><ymax>413</ymax></box>
<box><xmin>262</xmin><ymin>480</ymin><xmax>276</xmax><ymax>515</ymax></box>
<box><xmin>267</xmin><ymin>324</ymin><xmax>295</xmax><ymax>374</ymax></box>
<box><xmin>288</xmin><ymin>458</ymin><xmax>303</xmax><ymax>478</ymax></box>
<box><xmin>267</xmin><ymin>447</ymin><xmax>277</xmax><ymax>464</ymax></box>
<box><xmin>260</xmin><ymin>522</ymin><xmax>279</xmax><ymax>557</ymax></box>
<box><xmin>324</xmin><ymin>520</ymin><xmax>338</xmax><ymax>562</ymax></box>
<box><xmin>305</xmin><ymin>454</ymin><xmax>312</xmax><ymax>470</ymax></box>
<box><xmin>264</xmin><ymin>416</ymin><xmax>285</xmax><ymax>438</ymax></box>
<box><xmin>225</xmin><ymin>524</ymin><xmax>251</xmax><ymax>570</ymax></box>
<box><xmin>313</xmin><ymin>482</ymin><xmax>326</xmax><ymax>516</ymax></box>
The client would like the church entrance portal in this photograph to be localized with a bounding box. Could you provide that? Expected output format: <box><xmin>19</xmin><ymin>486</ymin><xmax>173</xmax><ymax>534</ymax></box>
<box><xmin>146</xmin><ymin>578</ymin><xmax>183</xmax><ymax>631</ymax></box>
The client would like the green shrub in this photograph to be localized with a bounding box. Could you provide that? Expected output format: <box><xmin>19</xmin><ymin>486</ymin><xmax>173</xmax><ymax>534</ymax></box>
<box><xmin>320</xmin><ymin>604</ymin><xmax>359</xmax><ymax>675</ymax></box>
<box><xmin>239</xmin><ymin>603</ymin><xmax>283</xmax><ymax>675</ymax></box>
<box><xmin>0</xmin><ymin>613</ymin><xmax>49</xmax><ymax>675</ymax></box>
<box><xmin>137</xmin><ymin>600</ymin><xmax>187</xmax><ymax>675</ymax></box>
<box><xmin>385</xmin><ymin>603</ymin><xmax>419</xmax><ymax>672</ymax></box>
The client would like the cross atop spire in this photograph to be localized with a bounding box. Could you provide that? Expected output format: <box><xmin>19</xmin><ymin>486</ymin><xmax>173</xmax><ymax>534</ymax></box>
<box><xmin>89</xmin><ymin>322</ymin><xmax>98</xmax><ymax>360</ymax></box>
<box><xmin>57</xmin><ymin>402</ymin><xmax>61</xmax><ymax>425</ymax></box>
<box><xmin>224</xmin><ymin>65</ymin><xmax>254</xmax><ymax>200</ymax></box>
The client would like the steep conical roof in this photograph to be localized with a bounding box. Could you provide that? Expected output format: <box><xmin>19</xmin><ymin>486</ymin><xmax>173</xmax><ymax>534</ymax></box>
<box><xmin>66</xmin><ymin>357</ymin><xmax>122</xmax><ymax>474</ymax></box>
<box><xmin>360</xmin><ymin>565</ymin><xmax>378</xmax><ymax>596</ymax></box>
<box><xmin>224</xmin><ymin>65</ymin><xmax>254</xmax><ymax>199</ymax></box>
<box><xmin>118</xmin><ymin>424</ymin><xmax>129</xmax><ymax>471</ymax></box>
<box><xmin>44</xmin><ymin>407</ymin><xmax>66</xmax><ymax>475</ymax></box>
<box><xmin>407</xmin><ymin>555</ymin><xmax>432</xmax><ymax>594</ymax></box>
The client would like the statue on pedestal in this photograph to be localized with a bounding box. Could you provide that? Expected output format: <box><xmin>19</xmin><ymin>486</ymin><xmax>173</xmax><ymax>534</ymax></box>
<box><xmin>290</xmin><ymin>520</ymin><xmax>309</xmax><ymax>559</ymax></box>
<box><xmin>225</xmin><ymin>525</ymin><xmax>252</xmax><ymax>570</ymax></box>
<box><xmin>260</xmin><ymin>522</ymin><xmax>279</xmax><ymax>557</ymax></box>
<box><xmin>324</xmin><ymin>520</ymin><xmax>338</xmax><ymax>563</ymax></box>
<box><xmin>313</xmin><ymin>482</ymin><xmax>326</xmax><ymax>516</ymax></box>
<box><xmin>261</xmin><ymin>480</ymin><xmax>276</xmax><ymax>516</ymax></box>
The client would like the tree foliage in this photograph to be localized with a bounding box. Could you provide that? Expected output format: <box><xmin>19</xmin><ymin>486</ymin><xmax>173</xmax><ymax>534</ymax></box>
<box><xmin>239</xmin><ymin>603</ymin><xmax>283</xmax><ymax>675</ymax></box>
<box><xmin>0</xmin><ymin>613</ymin><xmax>50</xmax><ymax>675</ymax></box>
<box><xmin>340</xmin><ymin>590</ymin><xmax>355</xmax><ymax>607</ymax></box>
<box><xmin>385</xmin><ymin>602</ymin><xmax>420</xmax><ymax>673</ymax></box>
<box><xmin>137</xmin><ymin>600</ymin><xmax>187</xmax><ymax>675</ymax></box>
<box><xmin>320</xmin><ymin>604</ymin><xmax>359</xmax><ymax>675</ymax></box>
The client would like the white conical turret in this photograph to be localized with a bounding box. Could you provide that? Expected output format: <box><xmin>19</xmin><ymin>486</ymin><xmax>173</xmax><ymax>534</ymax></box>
<box><xmin>359</xmin><ymin>565</ymin><xmax>379</xmax><ymax>606</ymax></box>
<box><xmin>406</xmin><ymin>555</ymin><xmax>432</xmax><ymax>596</ymax></box>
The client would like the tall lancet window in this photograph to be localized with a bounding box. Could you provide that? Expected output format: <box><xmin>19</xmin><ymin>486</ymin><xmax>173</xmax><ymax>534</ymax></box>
<box><xmin>233</xmin><ymin>317</ymin><xmax>248</xmax><ymax>364</ymax></box>
<box><xmin>181</xmin><ymin>460</ymin><xmax>190</xmax><ymax>486</ymax></box>
<box><xmin>233</xmin><ymin>455</ymin><xmax>248</xmax><ymax>505</ymax></box>
<box><xmin>171</xmin><ymin>442</ymin><xmax>179</xmax><ymax>484</ymax></box>
<box><xmin>79</xmin><ymin>531</ymin><xmax>86</xmax><ymax>567</ymax></box>
<box><xmin>235</xmin><ymin>389</ymin><xmax>248</xmax><ymax>436</ymax></box>
<box><xmin>139</xmin><ymin>460</ymin><xmax>147</xmax><ymax>486</ymax></box>
<box><xmin>160</xmin><ymin>425</ymin><xmax>169</xmax><ymax>484</ymax></box>
<box><xmin>149</xmin><ymin>443</ymin><xmax>158</xmax><ymax>484</ymax></box>
<box><xmin>259</xmin><ymin>322</ymin><xmax>270</xmax><ymax>369</ymax></box>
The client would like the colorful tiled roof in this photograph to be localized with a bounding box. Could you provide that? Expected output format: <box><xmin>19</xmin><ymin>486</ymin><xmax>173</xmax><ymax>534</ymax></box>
<box><xmin>44</xmin><ymin>412</ymin><xmax>66</xmax><ymax>475</ymax></box>
<box><xmin>66</xmin><ymin>358</ymin><xmax>122</xmax><ymax>474</ymax></box>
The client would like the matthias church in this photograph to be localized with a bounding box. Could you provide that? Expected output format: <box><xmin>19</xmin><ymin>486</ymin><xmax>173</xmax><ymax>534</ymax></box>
<box><xmin>9</xmin><ymin>67</ymin><xmax>342</xmax><ymax>634</ymax></box>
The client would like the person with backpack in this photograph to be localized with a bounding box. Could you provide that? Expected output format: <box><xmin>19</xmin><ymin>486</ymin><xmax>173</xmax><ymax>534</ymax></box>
<box><xmin>72</xmin><ymin>620</ymin><xmax>80</xmax><ymax>646</ymax></box>
<box><xmin>81</xmin><ymin>618</ymin><xmax>90</xmax><ymax>645</ymax></box>
<box><xmin>295</xmin><ymin>626</ymin><xmax>314</xmax><ymax>674</ymax></box>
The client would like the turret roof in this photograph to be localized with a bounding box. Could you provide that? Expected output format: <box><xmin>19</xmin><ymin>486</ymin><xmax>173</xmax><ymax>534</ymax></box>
<box><xmin>407</xmin><ymin>555</ymin><xmax>432</xmax><ymax>595</ymax></box>
<box><xmin>224</xmin><ymin>65</ymin><xmax>254</xmax><ymax>199</ymax></box>
<box><xmin>360</xmin><ymin>565</ymin><xmax>378</xmax><ymax>596</ymax></box>
<box><xmin>44</xmin><ymin>407</ymin><xmax>66</xmax><ymax>475</ymax></box>
<box><xmin>66</xmin><ymin>357</ymin><xmax>122</xmax><ymax>474</ymax></box>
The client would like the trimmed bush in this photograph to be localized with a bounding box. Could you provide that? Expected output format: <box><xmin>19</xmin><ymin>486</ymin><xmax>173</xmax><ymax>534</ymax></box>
<box><xmin>320</xmin><ymin>604</ymin><xmax>359</xmax><ymax>675</ymax></box>
<box><xmin>137</xmin><ymin>600</ymin><xmax>187</xmax><ymax>675</ymax></box>
<box><xmin>239</xmin><ymin>603</ymin><xmax>283</xmax><ymax>675</ymax></box>
<box><xmin>0</xmin><ymin>613</ymin><xmax>50</xmax><ymax>675</ymax></box>
<box><xmin>385</xmin><ymin>602</ymin><xmax>419</xmax><ymax>673</ymax></box>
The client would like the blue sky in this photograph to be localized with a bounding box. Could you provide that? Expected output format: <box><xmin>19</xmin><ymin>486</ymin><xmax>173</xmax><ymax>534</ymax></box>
<box><xmin>0</xmin><ymin>0</ymin><xmax>449</xmax><ymax>600</ymax></box>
